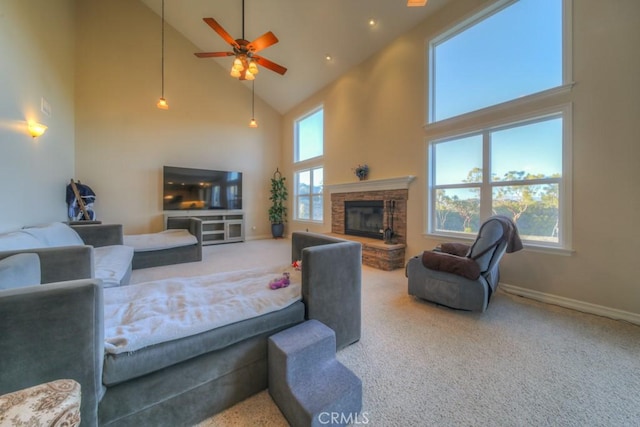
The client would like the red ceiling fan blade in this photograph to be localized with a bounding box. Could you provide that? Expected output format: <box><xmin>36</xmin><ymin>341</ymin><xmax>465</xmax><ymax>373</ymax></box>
<box><xmin>203</xmin><ymin>18</ymin><xmax>239</xmax><ymax>49</ymax></box>
<box><xmin>253</xmin><ymin>56</ymin><xmax>287</xmax><ymax>75</ymax></box>
<box><xmin>248</xmin><ymin>31</ymin><xmax>279</xmax><ymax>53</ymax></box>
<box><xmin>194</xmin><ymin>51</ymin><xmax>235</xmax><ymax>58</ymax></box>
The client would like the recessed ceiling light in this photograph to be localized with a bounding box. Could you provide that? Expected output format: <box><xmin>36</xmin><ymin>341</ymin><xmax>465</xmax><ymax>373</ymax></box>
<box><xmin>368</xmin><ymin>18</ymin><xmax>377</xmax><ymax>27</ymax></box>
<box><xmin>325</xmin><ymin>54</ymin><xmax>333</xmax><ymax>61</ymax></box>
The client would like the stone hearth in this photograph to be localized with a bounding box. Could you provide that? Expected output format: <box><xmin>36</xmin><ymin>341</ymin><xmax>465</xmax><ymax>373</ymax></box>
<box><xmin>326</xmin><ymin>176</ymin><xmax>414</xmax><ymax>270</ymax></box>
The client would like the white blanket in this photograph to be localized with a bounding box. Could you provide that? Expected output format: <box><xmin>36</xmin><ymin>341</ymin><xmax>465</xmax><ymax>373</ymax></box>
<box><xmin>103</xmin><ymin>265</ymin><xmax>301</xmax><ymax>354</ymax></box>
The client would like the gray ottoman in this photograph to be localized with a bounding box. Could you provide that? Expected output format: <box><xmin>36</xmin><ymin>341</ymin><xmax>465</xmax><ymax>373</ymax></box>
<box><xmin>268</xmin><ymin>320</ymin><xmax>362</xmax><ymax>427</ymax></box>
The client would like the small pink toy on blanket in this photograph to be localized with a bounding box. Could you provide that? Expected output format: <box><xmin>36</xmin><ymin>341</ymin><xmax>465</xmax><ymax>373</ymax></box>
<box><xmin>269</xmin><ymin>272</ymin><xmax>290</xmax><ymax>290</ymax></box>
<box><xmin>269</xmin><ymin>261</ymin><xmax>301</xmax><ymax>289</ymax></box>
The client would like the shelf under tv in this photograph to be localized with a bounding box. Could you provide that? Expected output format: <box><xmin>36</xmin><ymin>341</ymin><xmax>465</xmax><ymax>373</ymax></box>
<box><xmin>164</xmin><ymin>210</ymin><xmax>244</xmax><ymax>245</ymax></box>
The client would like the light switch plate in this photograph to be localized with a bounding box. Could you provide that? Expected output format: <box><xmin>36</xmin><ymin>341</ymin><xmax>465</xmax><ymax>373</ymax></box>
<box><xmin>41</xmin><ymin>97</ymin><xmax>51</xmax><ymax>117</ymax></box>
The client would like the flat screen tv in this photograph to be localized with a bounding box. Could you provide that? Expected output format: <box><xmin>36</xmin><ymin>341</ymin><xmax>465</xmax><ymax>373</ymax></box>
<box><xmin>163</xmin><ymin>166</ymin><xmax>243</xmax><ymax>211</ymax></box>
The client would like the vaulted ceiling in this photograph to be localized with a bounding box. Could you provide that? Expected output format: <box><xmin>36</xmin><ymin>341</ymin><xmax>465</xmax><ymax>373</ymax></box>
<box><xmin>139</xmin><ymin>0</ymin><xmax>449</xmax><ymax>114</ymax></box>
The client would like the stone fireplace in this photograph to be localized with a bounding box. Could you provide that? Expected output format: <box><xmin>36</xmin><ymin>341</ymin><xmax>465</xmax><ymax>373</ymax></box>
<box><xmin>326</xmin><ymin>176</ymin><xmax>414</xmax><ymax>270</ymax></box>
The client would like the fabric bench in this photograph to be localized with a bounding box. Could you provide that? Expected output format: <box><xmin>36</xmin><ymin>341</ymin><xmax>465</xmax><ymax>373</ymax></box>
<box><xmin>123</xmin><ymin>217</ymin><xmax>202</xmax><ymax>269</ymax></box>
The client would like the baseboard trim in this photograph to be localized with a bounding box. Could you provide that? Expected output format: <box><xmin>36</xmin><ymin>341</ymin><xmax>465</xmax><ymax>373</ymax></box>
<box><xmin>499</xmin><ymin>283</ymin><xmax>640</xmax><ymax>326</ymax></box>
<box><xmin>245</xmin><ymin>234</ymin><xmax>274</xmax><ymax>241</ymax></box>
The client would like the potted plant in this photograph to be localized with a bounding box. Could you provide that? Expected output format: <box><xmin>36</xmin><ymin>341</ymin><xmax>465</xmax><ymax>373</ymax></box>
<box><xmin>269</xmin><ymin>169</ymin><xmax>288</xmax><ymax>238</ymax></box>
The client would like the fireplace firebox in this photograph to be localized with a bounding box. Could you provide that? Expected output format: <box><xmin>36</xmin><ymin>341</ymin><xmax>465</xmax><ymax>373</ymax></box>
<box><xmin>344</xmin><ymin>200</ymin><xmax>384</xmax><ymax>239</ymax></box>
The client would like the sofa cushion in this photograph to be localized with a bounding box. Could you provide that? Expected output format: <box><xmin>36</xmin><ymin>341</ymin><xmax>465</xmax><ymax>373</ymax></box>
<box><xmin>22</xmin><ymin>222</ymin><xmax>85</xmax><ymax>248</ymax></box>
<box><xmin>0</xmin><ymin>253</ymin><xmax>41</xmax><ymax>290</ymax></box>
<box><xmin>102</xmin><ymin>301</ymin><xmax>305</xmax><ymax>386</ymax></box>
<box><xmin>0</xmin><ymin>231</ymin><xmax>43</xmax><ymax>251</ymax></box>
<box><xmin>123</xmin><ymin>229</ymin><xmax>198</xmax><ymax>252</ymax></box>
<box><xmin>94</xmin><ymin>245</ymin><xmax>134</xmax><ymax>287</ymax></box>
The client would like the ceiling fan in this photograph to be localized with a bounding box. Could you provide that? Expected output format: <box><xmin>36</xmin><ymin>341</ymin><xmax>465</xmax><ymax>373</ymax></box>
<box><xmin>194</xmin><ymin>0</ymin><xmax>287</xmax><ymax>81</ymax></box>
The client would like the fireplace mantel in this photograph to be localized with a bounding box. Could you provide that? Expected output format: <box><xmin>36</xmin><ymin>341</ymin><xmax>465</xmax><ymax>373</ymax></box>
<box><xmin>325</xmin><ymin>175</ymin><xmax>415</xmax><ymax>194</ymax></box>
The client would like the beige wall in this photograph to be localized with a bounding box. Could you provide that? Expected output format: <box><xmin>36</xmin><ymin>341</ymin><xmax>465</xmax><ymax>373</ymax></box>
<box><xmin>0</xmin><ymin>0</ymin><xmax>76</xmax><ymax>232</ymax></box>
<box><xmin>283</xmin><ymin>0</ymin><xmax>640</xmax><ymax>316</ymax></box>
<box><xmin>74</xmin><ymin>0</ymin><xmax>282</xmax><ymax>235</ymax></box>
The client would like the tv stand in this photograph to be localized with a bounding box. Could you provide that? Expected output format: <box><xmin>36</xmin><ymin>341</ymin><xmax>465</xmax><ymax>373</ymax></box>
<box><xmin>164</xmin><ymin>210</ymin><xmax>244</xmax><ymax>245</ymax></box>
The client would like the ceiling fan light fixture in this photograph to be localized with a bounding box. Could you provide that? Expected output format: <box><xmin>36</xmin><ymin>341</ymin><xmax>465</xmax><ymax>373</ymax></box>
<box><xmin>194</xmin><ymin>1</ymin><xmax>287</xmax><ymax>81</ymax></box>
<box><xmin>244</xmin><ymin>70</ymin><xmax>255</xmax><ymax>81</ymax></box>
<box><xmin>248</xmin><ymin>61</ymin><xmax>259</xmax><ymax>75</ymax></box>
<box><xmin>230</xmin><ymin>67</ymin><xmax>242</xmax><ymax>78</ymax></box>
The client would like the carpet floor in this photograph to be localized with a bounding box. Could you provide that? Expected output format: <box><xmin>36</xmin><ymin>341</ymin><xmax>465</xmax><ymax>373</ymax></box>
<box><xmin>130</xmin><ymin>238</ymin><xmax>640</xmax><ymax>427</ymax></box>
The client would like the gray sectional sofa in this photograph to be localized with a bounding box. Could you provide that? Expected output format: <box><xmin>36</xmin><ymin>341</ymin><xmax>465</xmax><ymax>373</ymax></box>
<box><xmin>0</xmin><ymin>222</ymin><xmax>133</xmax><ymax>287</ymax></box>
<box><xmin>0</xmin><ymin>231</ymin><xmax>362</xmax><ymax>426</ymax></box>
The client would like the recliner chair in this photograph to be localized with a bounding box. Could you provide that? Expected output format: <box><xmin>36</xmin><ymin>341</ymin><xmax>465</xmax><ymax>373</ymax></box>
<box><xmin>406</xmin><ymin>215</ymin><xmax>522</xmax><ymax>312</ymax></box>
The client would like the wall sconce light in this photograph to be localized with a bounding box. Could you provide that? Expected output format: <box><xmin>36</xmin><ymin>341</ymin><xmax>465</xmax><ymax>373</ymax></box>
<box><xmin>28</xmin><ymin>121</ymin><xmax>47</xmax><ymax>138</ymax></box>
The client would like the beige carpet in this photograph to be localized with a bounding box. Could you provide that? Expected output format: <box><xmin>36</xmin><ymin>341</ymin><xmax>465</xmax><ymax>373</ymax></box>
<box><xmin>131</xmin><ymin>239</ymin><xmax>640</xmax><ymax>427</ymax></box>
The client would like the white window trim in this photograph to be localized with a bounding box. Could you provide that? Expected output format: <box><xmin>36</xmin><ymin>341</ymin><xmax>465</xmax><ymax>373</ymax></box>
<box><xmin>425</xmin><ymin>103</ymin><xmax>573</xmax><ymax>253</ymax></box>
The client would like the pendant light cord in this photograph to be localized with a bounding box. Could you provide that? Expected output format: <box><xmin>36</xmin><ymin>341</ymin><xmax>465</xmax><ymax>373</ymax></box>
<box><xmin>242</xmin><ymin>0</ymin><xmax>245</xmax><ymax>40</ymax></box>
<box><xmin>161</xmin><ymin>0</ymin><xmax>165</xmax><ymax>98</ymax></box>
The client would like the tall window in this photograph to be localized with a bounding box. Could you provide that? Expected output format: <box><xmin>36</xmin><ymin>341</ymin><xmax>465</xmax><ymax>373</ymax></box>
<box><xmin>295</xmin><ymin>167</ymin><xmax>323</xmax><ymax>221</ymax></box>
<box><xmin>294</xmin><ymin>107</ymin><xmax>324</xmax><ymax>222</ymax></box>
<box><xmin>295</xmin><ymin>108</ymin><xmax>323</xmax><ymax>162</ymax></box>
<box><xmin>427</xmin><ymin>0</ymin><xmax>572</xmax><ymax>250</ymax></box>
<box><xmin>430</xmin><ymin>112</ymin><xmax>567</xmax><ymax>245</ymax></box>
<box><xmin>430</xmin><ymin>0</ymin><xmax>563</xmax><ymax>123</ymax></box>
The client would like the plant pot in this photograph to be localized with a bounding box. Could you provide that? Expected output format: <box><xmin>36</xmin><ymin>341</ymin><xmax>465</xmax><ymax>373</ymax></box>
<box><xmin>271</xmin><ymin>223</ymin><xmax>285</xmax><ymax>238</ymax></box>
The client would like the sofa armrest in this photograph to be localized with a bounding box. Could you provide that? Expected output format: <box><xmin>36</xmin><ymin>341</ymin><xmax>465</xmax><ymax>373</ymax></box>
<box><xmin>0</xmin><ymin>246</ymin><xmax>94</xmax><ymax>284</ymax></box>
<box><xmin>71</xmin><ymin>224</ymin><xmax>124</xmax><ymax>247</ymax></box>
<box><xmin>0</xmin><ymin>279</ymin><xmax>105</xmax><ymax>426</ymax></box>
<box><xmin>293</xmin><ymin>232</ymin><xmax>362</xmax><ymax>350</ymax></box>
<box><xmin>167</xmin><ymin>217</ymin><xmax>203</xmax><ymax>260</ymax></box>
<box><xmin>291</xmin><ymin>231</ymin><xmax>349</xmax><ymax>262</ymax></box>
<box><xmin>167</xmin><ymin>217</ymin><xmax>203</xmax><ymax>244</ymax></box>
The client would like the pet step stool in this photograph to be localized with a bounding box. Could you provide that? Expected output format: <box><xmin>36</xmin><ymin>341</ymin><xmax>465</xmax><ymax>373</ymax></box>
<box><xmin>268</xmin><ymin>320</ymin><xmax>362</xmax><ymax>427</ymax></box>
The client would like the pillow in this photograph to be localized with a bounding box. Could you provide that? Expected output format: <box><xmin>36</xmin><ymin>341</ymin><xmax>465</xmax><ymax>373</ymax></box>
<box><xmin>440</xmin><ymin>243</ymin><xmax>471</xmax><ymax>257</ymax></box>
<box><xmin>22</xmin><ymin>222</ymin><xmax>84</xmax><ymax>248</ymax></box>
<box><xmin>0</xmin><ymin>231</ymin><xmax>43</xmax><ymax>251</ymax></box>
<box><xmin>421</xmin><ymin>251</ymin><xmax>480</xmax><ymax>280</ymax></box>
<box><xmin>0</xmin><ymin>253</ymin><xmax>41</xmax><ymax>290</ymax></box>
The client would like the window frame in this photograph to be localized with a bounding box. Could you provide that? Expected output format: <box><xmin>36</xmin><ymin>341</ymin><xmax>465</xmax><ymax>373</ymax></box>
<box><xmin>294</xmin><ymin>106</ymin><xmax>324</xmax><ymax>164</ymax></box>
<box><xmin>427</xmin><ymin>0</ymin><xmax>573</xmax><ymax>126</ymax></box>
<box><xmin>426</xmin><ymin>104</ymin><xmax>573</xmax><ymax>253</ymax></box>
<box><xmin>294</xmin><ymin>166</ymin><xmax>324</xmax><ymax>223</ymax></box>
<box><xmin>293</xmin><ymin>105</ymin><xmax>324</xmax><ymax>223</ymax></box>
